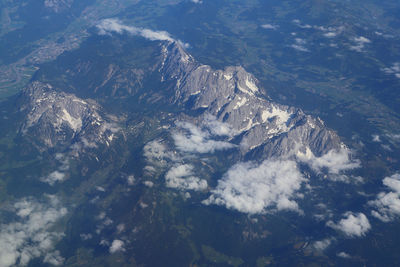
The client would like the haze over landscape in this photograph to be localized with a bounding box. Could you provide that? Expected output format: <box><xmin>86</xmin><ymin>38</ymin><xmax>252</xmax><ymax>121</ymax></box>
<box><xmin>0</xmin><ymin>0</ymin><xmax>400</xmax><ymax>266</ymax></box>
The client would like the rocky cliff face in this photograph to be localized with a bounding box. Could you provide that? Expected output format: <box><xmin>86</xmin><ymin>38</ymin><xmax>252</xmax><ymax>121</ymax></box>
<box><xmin>159</xmin><ymin>41</ymin><xmax>342</xmax><ymax>158</ymax></box>
<box><xmin>19</xmin><ymin>81</ymin><xmax>119</xmax><ymax>151</ymax></box>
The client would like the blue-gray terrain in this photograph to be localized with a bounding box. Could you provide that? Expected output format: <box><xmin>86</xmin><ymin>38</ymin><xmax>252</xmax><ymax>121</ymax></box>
<box><xmin>0</xmin><ymin>0</ymin><xmax>400</xmax><ymax>266</ymax></box>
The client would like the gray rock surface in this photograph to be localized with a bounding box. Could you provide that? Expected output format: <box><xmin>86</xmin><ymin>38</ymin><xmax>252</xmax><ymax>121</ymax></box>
<box><xmin>19</xmin><ymin>81</ymin><xmax>119</xmax><ymax>150</ymax></box>
<box><xmin>160</xmin><ymin>41</ymin><xmax>342</xmax><ymax>158</ymax></box>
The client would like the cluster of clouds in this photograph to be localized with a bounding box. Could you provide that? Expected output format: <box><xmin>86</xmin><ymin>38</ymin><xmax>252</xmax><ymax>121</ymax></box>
<box><xmin>0</xmin><ymin>196</ymin><xmax>67</xmax><ymax>267</ymax></box>
<box><xmin>369</xmin><ymin>173</ymin><xmax>400</xmax><ymax>222</ymax></box>
<box><xmin>95</xmin><ymin>212</ymin><xmax>114</xmax><ymax>235</ymax></box>
<box><xmin>327</xmin><ymin>212</ymin><xmax>371</xmax><ymax>237</ymax></box>
<box><xmin>203</xmin><ymin>159</ymin><xmax>306</xmax><ymax>214</ymax></box>
<box><xmin>291</xmin><ymin>38</ymin><xmax>309</xmax><ymax>52</ymax></box>
<box><xmin>40</xmin><ymin>153</ymin><xmax>69</xmax><ymax>186</ymax></box>
<box><xmin>292</xmin><ymin>19</ymin><xmax>344</xmax><ymax>38</ymax></box>
<box><xmin>349</xmin><ymin>36</ymin><xmax>371</xmax><ymax>52</ymax></box>
<box><xmin>143</xmin><ymin>117</ymin><xmax>363</xmax><ymax>216</ymax></box>
<box><xmin>142</xmin><ymin>118</ymin><xmax>238</xmax><ymax>194</ymax></box>
<box><xmin>143</xmin><ymin>139</ymin><xmax>176</xmax><ymax>167</ymax></box>
<box><xmin>172</xmin><ymin>121</ymin><xmax>236</xmax><ymax>154</ymax></box>
<box><xmin>291</xmin><ymin>19</ymin><xmax>376</xmax><ymax>53</ymax></box>
<box><xmin>97</xmin><ymin>19</ymin><xmax>189</xmax><ymax>48</ymax></box>
<box><xmin>165</xmin><ymin>164</ymin><xmax>208</xmax><ymax>191</ymax></box>
<box><xmin>297</xmin><ymin>147</ymin><xmax>360</xmax><ymax>182</ymax></box>
<box><xmin>382</xmin><ymin>62</ymin><xmax>400</xmax><ymax>79</ymax></box>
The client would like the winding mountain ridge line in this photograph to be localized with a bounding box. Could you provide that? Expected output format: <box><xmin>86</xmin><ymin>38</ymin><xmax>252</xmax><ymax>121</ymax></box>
<box><xmin>18</xmin><ymin>35</ymin><xmax>344</xmax><ymax>162</ymax></box>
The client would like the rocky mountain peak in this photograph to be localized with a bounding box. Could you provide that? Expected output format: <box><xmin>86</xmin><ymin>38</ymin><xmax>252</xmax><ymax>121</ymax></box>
<box><xmin>155</xmin><ymin>41</ymin><xmax>342</xmax><ymax>158</ymax></box>
<box><xmin>19</xmin><ymin>81</ymin><xmax>119</xmax><ymax>150</ymax></box>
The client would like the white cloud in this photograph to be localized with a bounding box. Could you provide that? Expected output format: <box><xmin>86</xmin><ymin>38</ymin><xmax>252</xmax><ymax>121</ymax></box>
<box><xmin>80</xmin><ymin>233</ymin><xmax>93</xmax><ymax>241</ymax></box>
<box><xmin>97</xmin><ymin>19</ymin><xmax>189</xmax><ymax>48</ymax></box>
<box><xmin>261</xmin><ymin>24</ymin><xmax>279</xmax><ymax>30</ymax></box>
<box><xmin>143</xmin><ymin>139</ymin><xmax>177</xmax><ymax>167</ymax></box>
<box><xmin>143</xmin><ymin>181</ymin><xmax>154</xmax><ymax>187</ymax></box>
<box><xmin>292</xmin><ymin>19</ymin><xmax>312</xmax><ymax>29</ymax></box>
<box><xmin>369</xmin><ymin>173</ymin><xmax>400</xmax><ymax>222</ymax></box>
<box><xmin>337</xmin><ymin>251</ymin><xmax>352</xmax><ymax>259</ymax></box>
<box><xmin>313</xmin><ymin>238</ymin><xmax>332</xmax><ymax>251</ymax></box>
<box><xmin>327</xmin><ymin>212</ymin><xmax>371</xmax><ymax>237</ymax></box>
<box><xmin>324</xmin><ymin>32</ymin><xmax>338</xmax><ymax>38</ymax></box>
<box><xmin>172</xmin><ymin>121</ymin><xmax>236</xmax><ymax>153</ymax></box>
<box><xmin>372</xmin><ymin>135</ymin><xmax>381</xmax><ymax>142</ymax></box>
<box><xmin>127</xmin><ymin>175</ymin><xmax>135</xmax><ymax>186</ymax></box>
<box><xmin>382</xmin><ymin>63</ymin><xmax>400</xmax><ymax>79</ymax></box>
<box><xmin>386</xmin><ymin>133</ymin><xmax>400</xmax><ymax>144</ymax></box>
<box><xmin>297</xmin><ymin>147</ymin><xmax>360</xmax><ymax>179</ymax></box>
<box><xmin>291</xmin><ymin>44</ymin><xmax>309</xmax><ymax>52</ymax></box>
<box><xmin>41</xmin><ymin>171</ymin><xmax>65</xmax><ymax>186</ymax></box>
<box><xmin>190</xmin><ymin>0</ymin><xmax>202</xmax><ymax>3</ymax></box>
<box><xmin>203</xmin><ymin>114</ymin><xmax>237</xmax><ymax>137</ymax></box>
<box><xmin>0</xmin><ymin>196</ymin><xmax>67</xmax><ymax>267</ymax></box>
<box><xmin>109</xmin><ymin>240</ymin><xmax>125</xmax><ymax>254</ymax></box>
<box><xmin>40</xmin><ymin>154</ymin><xmax>70</xmax><ymax>186</ymax></box>
<box><xmin>43</xmin><ymin>251</ymin><xmax>65</xmax><ymax>266</ymax></box>
<box><xmin>96</xmin><ymin>186</ymin><xmax>106</xmax><ymax>192</ymax></box>
<box><xmin>293</xmin><ymin>20</ymin><xmax>344</xmax><ymax>37</ymax></box>
<box><xmin>349</xmin><ymin>36</ymin><xmax>371</xmax><ymax>52</ymax></box>
<box><xmin>203</xmin><ymin>159</ymin><xmax>306</xmax><ymax>214</ymax></box>
<box><xmin>165</xmin><ymin>164</ymin><xmax>208</xmax><ymax>191</ymax></box>
<box><xmin>295</xmin><ymin>38</ymin><xmax>306</xmax><ymax>45</ymax></box>
<box><xmin>316</xmin><ymin>25</ymin><xmax>344</xmax><ymax>38</ymax></box>
<box><xmin>291</xmin><ymin>38</ymin><xmax>309</xmax><ymax>52</ymax></box>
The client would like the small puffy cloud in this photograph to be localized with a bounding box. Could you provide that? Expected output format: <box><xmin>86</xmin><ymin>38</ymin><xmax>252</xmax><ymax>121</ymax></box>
<box><xmin>369</xmin><ymin>173</ymin><xmax>400</xmax><ymax>222</ymax></box>
<box><xmin>80</xmin><ymin>233</ymin><xmax>93</xmax><ymax>241</ymax></box>
<box><xmin>203</xmin><ymin>114</ymin><xmax>237</xmax><ymax>137</ymax></box>
<box><xmin>382</xmin><ymin>63</ymin><xmax>400</xmax><ymax>79</ymax></box>
<box><xmin>143</xmin><ymin>181</ymin><xmax>154</xmax><ymax>187</ymax></box>
<box><xmin>41</xmin><ymin>171</ymin><xmax>65</xmax><ymax>186</ymax></box>
<box><xmin>292</xmin><ymin>19</ymin><xmax>312</xmax><ymax>29</ymax></box>
<box><xmin>327</xmin><ymin>212</ymin><xmax>371</xmax><ymax>237</ymax></box>
<box><xmin>386</xmin><ymin>133</ymin><xmax>400</xmax><ymax>144</ymax></box>
<box><xmin>372</xmin><ymin>135</ymin><xmax>381</xmax><ymax>142</ymax></box>
<box><xmin>261</xmin><ymin>24</ymin><xmax>279</xmax><ymax>30</ymax></box>
<box><xmin>143</xmin><ymin>139</ymin><xmax>177</xmax><ymax>167</ymax></box>
<box><xmin>43</xmin><ymin>251</ymin><xmax>65</xmax><ymax>266</ymax></box>
<box><xmin>337</xmin><ymin>252</ymin><xmax>352</xmax><ymax>259</ymax></box>
<box><xmin>127</xmin><ymin>175</ymin><xmax>135</xmax><ymax>186</ymax></box>
<box><xmin>349</xmin><ymin>36</ymin><xmax>371</xmax><ymax>52</ymax></box>
<box><xmin>172</xmin><ymin>121</ymin><xmax>236</xmax><ymax>153</ymax></box>
<box><xmin>0</xmin><ymin>196</ymin><xmax>67</xmax><ymax>266</ymax></box>
<box><xmin>96</xmin><ymin>186</ymin><xmax>106</xmax><ymax>192</ymax></box>
<box><xmin>109</xmin><ymin>240</ymin><xmax>125</xmax><ymax>254</ymax></box>
<box><xmin>297</xmin><ymin>147</ymin><xmax>360</xmax><ymax>179</ymax></box>
<box><xmin>324</xmin><ymin>32</ymin><xmax>338</xmax><ymax>38</ymax></box>
<box><xmin>40</xmin><ymin>154</ymin><xmax>70</xmax><ymax>186</ymax></box>
<box><xmin>97</xmin><ymin>19</ymin><xmax>189</xmax><ymax>48</ymax></box>
<box><xmin>313</xmin><ymin>238</ymin><xmax>333</xmax><ymax>251</ymax></box>
<box><xmin>291</xmin><ymin>38</ymin><xmax>309</xmax><ymax>52</ymax></box>
<box><xmin>190</xmin><ymin>0</ymin><xmax>202</xmax><ymax>3</ymax></box>
<box><xmin>165</xmin><ymin>164</ymin><xmax>208</xmax><ymax>191</ymax></box>
<box><xmin>203</xmin><ymin>159</ymin><xmax>306</xmax><ymax>214</ymax></box>
<box><xmin>354</xmin><ymin>36</ymin><xmax>371</xmax><ymax>44</ymax></box>
<box><xmin>291</xmin><ymin>44</ymin><xmax>310</xmax><ymax>52</ymax></box>
<box><xmin>315</xmin><ymin>25</ymin><xmax>344</xmax><ymax>38</ymax></box>
<box><xmin>144</xmin><ymin>139</ymin><xmax>168</xmax><ymax>159</ymax></box>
